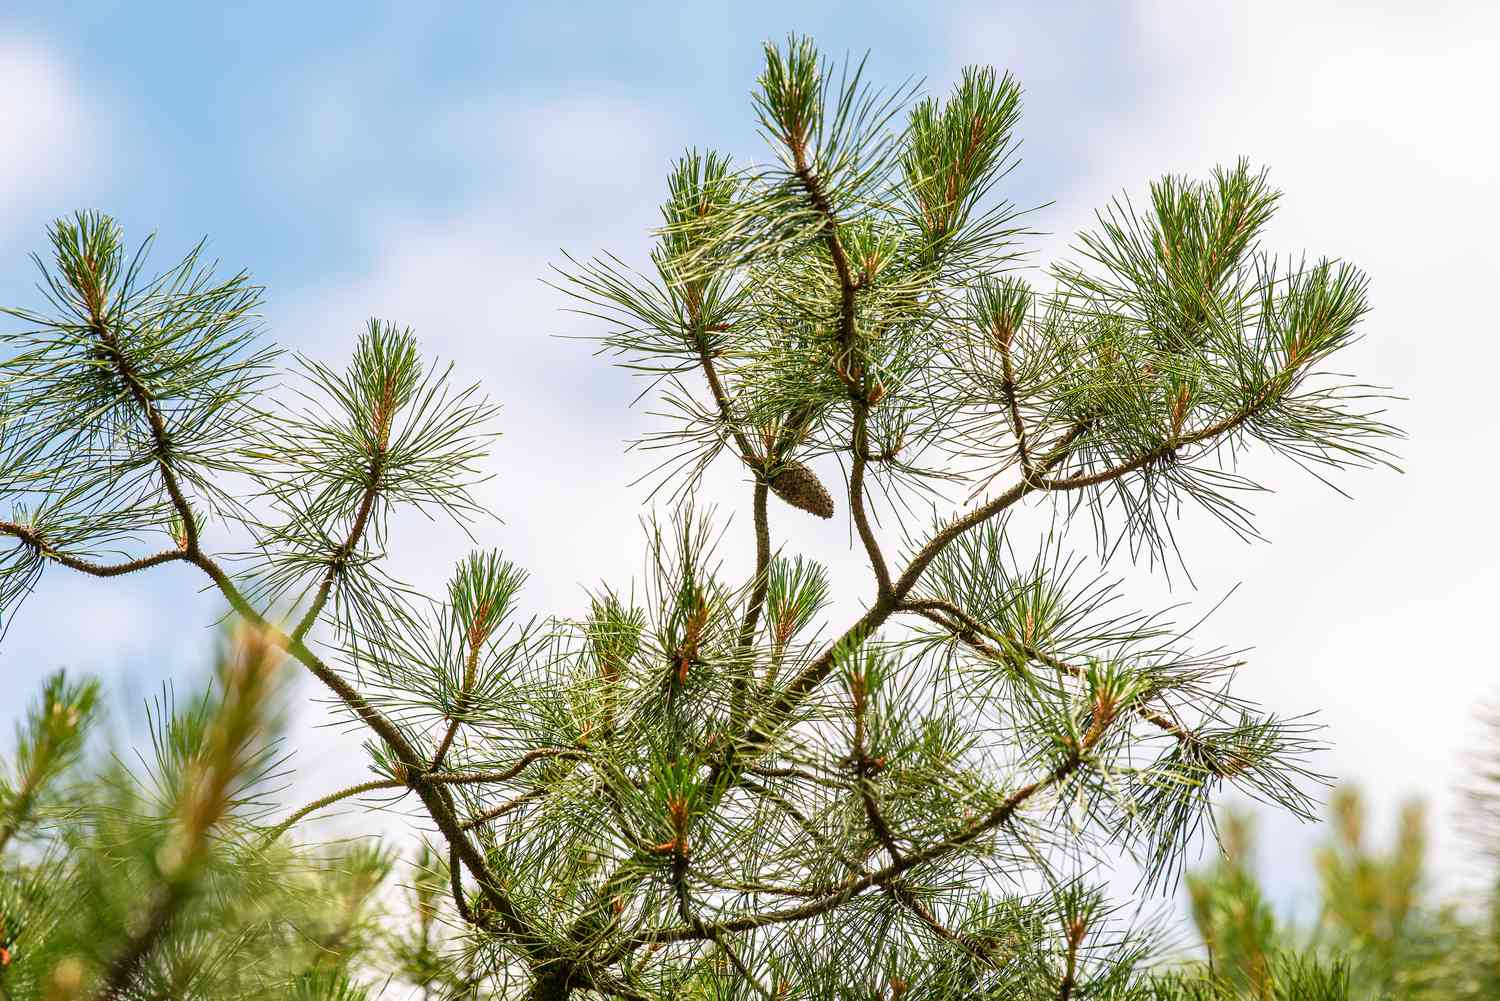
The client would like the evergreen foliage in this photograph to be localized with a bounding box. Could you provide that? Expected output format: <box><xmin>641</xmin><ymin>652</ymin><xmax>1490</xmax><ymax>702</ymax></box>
<box><xmin>1183</xmin><ymin>787</ymin><xmax>1500</xmax><ymax>1000</ymax></box>
<box><xmin>1</xmin><ymin>36</ymin><xmax>1401</xmax><ymax>1000</ymax></box>
<box><xmin>0</xmin><ymin>636</ymin><xmax>392</xmax><ymax>1000</ymax></box>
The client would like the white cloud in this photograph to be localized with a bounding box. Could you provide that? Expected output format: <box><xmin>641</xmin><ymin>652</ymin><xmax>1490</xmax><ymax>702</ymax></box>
<box><xmin>272</xmin><ymin>90</ymin><xmax>677</xmax><ymax>600</ymax></box>
<box><xmin>0</xmin><ymin>39</ymin><xmax>99</xmax><ymax>242</ymax></box>
<box><xmin>440</xmin><ymin>93</ymin><xmax>676</xmax><ymax>196</ymax></box>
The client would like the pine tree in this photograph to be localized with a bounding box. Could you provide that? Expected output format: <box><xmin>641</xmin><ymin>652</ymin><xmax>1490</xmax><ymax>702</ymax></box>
<box><xmin>0</xmin><ymin>36</ymin><xmax>1400</xmax><ymax>1000</ymax></box>
<box><xmin>0</xmin><ymin>634</ymin><xmax>394</xmax><ymax>1001</ymax></box>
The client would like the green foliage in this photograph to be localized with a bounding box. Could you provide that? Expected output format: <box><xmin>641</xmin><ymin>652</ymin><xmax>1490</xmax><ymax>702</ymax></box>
<box><xmin>246</xmin><ymin>318</ymin><xmax>500</xmax><ymax>644</ymax></box>
<box><xmin>1150</xmin><ymin>955</ymin><xmax>1352</xmax><ymax>1001</ymax></box>
<box><xmin>1182</xmin><ymin>787</ymin><xmax>1500</xmax><ymax>1001</ymax></box>
<box><xmin>1184</xmin><ymin>814</ymin><xmax>1282</xmax><ymax>996</ymax></box>
<box><xmin>0</xmin><ymin>34</ymin><xmax>1402</xmax><ymax>1000</ymax></box>
<box><xmin>0</xmin><ymin>672</ymin><xmax>99</xmax><ymax>855</ymax></box>
<box><xmin>0</xmin><ymin>212</ymin><xmax>271</xmax><ymax>522</ymax></box>
<box><xmin>0</xmin><ymin>631</ymin><xmax>397</xmax><ymax>1000</ymax></box>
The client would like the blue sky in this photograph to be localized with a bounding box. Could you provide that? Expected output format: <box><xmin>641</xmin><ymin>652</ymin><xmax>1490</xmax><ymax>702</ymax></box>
<box><xmin>3</xmin><ymin>0</ymin><xmax>1498</xmax><ymax>913</ymax></box>
<box><xmin>0</xmin><ymin>2</ymin><xmax>1151</xmax><ymax>275</ymax></box>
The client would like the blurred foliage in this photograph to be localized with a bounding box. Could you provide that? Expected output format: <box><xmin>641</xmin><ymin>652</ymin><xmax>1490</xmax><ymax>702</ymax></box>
<box><xmin>0</xmin><ymin>644</ymin><xmax>491</xmax><ymax>1001</ymax></box>
<box><xmin>1182</xmin><ymin>787</ymin><xmax>1500</xmax><ymax>1000</ymax></box>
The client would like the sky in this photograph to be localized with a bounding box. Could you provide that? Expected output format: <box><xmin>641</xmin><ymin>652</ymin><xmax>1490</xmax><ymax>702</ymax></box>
<box><xmin>2</xmin><ymin>0</ymin><xmax>1498</xmax><ymax>918</ymax></box>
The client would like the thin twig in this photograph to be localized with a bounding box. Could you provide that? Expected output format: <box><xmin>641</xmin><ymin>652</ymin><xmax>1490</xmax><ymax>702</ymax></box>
<box><xmin>261</xmin><ymin>778</ymin><xmax>406</xmax><ymax>844</ymax></box>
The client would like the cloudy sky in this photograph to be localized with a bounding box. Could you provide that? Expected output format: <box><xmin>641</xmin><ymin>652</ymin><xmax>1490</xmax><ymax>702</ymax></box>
<box><xmin>2</xmin><ymin>0</ymin><xmax>1497</xmax><ymax>915</ymax></box>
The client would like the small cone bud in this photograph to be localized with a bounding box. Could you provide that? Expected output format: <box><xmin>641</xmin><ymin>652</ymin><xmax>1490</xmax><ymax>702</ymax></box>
<box><xmin>768</xmin><ymin>461</ymin><xmax>834</xmax><ymax>519</ymax></box>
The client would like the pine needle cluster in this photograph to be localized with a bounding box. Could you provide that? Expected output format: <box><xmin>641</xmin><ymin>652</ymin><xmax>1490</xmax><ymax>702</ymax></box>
<box><xmin>0</xmin><ymin>36</ymin><xmax>1399</xmax><ymax>1000</ymax></box>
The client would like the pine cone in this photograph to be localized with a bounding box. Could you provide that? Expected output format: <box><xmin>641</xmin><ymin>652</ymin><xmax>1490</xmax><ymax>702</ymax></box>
<box><xmin>768</xmin><ymin>461</ymin><xmax>834</xmax><ymax>519</ymax></box>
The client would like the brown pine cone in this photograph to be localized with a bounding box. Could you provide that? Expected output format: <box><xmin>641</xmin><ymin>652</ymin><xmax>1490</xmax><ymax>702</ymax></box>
<box><xmin>768</xmin><ymin>461</ymin><xmax>834</xmax><ymax>519</ymax></box>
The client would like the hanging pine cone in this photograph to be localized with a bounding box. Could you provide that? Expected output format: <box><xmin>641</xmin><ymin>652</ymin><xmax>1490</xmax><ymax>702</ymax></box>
<box><xmin>768</xmin><ymin>461</ymin><xmax>834</xmax><ymax>519</ymax></box>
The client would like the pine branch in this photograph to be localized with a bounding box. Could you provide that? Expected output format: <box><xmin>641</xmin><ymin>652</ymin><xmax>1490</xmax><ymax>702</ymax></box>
<box><xmin>736</xmin><ymin>420</ymin><xmax>1091</xmax><ymax>760</ymax></box>
<box><xmin>887</xmin><ymin>883</ymin><xmax>994</xmax><ymax>968</ymax></box>
<box><xmin>85</xmin><ymin>302</ymin><xmax>202</xmax><ymax>553</ymax></box>
<box><xmin>262</xmin><ymin>779</ymin><xmax>407</xmax><ymax>845</ymax></box>
<box><xmin>850</xmin><ymin>404</ymin><xmax>893</xmax><ymax>598</ymax></box>
<box><xmin>623</xmin><ymin>744</ymin><xmax>1089</xmax><ymax>949</ymax></box>
<box><xmin>0</xmin><ymin>522</ymin><xmax>185</xmax><ymax>577</ymax></box>
<box><xmin>737</xmin><ymin>480</ymin><xmax>773</xmax><ymax>651</ymax></box>
<box><xmin>423</xmin><ymin>750</ymin><xmax>592</xmax><ymax>786</ymax></box>
<box><xmin>732</xmin><ymin>480</ymin><xmax>773</xmax><ymax>729</ymax></box>
<box><xmin>9</xmin><ymin>523</ymin><xmax>555</xmax><ymax>969</ymax></box>
<box><xmin>461</xmin><ymin>786</ymin><xmax>551</xmax><ymax>832</ymax></box>
<box><xmin>89</xmin><ymin>880</ymin><xmax>190</xmax><ymax>1001</ymax></box>
<box><xmin>290</xmin><ymin>462</ymin><xmax>383</xmax><ymax>643</ymax></box>
<box><xmin>899</xmin><ymin>598</ymin><xmax>1207</xmax><ymax>748</ymax></box>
